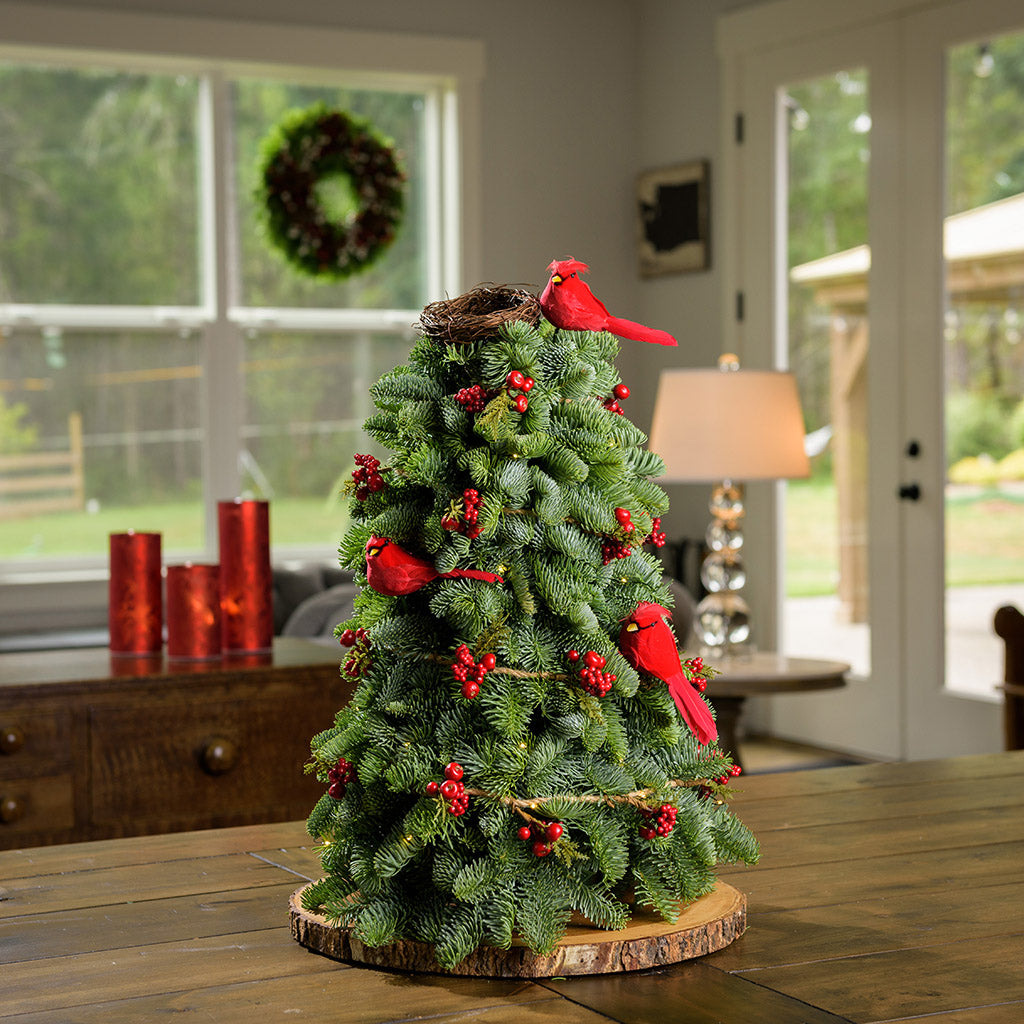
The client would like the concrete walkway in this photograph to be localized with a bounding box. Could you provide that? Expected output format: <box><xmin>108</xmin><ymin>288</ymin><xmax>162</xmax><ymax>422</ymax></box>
<box><xmin>782</xmin><ymin>583</ymin><xmax>1024</xmax><ymax>701</ymax></box>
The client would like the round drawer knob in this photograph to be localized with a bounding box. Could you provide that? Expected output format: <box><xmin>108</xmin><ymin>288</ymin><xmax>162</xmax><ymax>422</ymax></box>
<box><xmin>202</xmin><ymin>737</ymin><xmax>238</xmax><ymax>776</ymax></box>
<box><xmin>0</xmin><ymin>795</ymin><xmax>25</xmax><ymax>824</ymax></box>
<box><xmin>0</xmin><ymin>726</ymin><xmax>25</xmax><ymax>755</ymax></box>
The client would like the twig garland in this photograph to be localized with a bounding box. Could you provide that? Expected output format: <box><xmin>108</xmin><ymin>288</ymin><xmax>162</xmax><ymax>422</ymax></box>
<box><xmin>463</xmin><ymin>779</ymin><xmax>727</xmax><ymax>826</ymax></box>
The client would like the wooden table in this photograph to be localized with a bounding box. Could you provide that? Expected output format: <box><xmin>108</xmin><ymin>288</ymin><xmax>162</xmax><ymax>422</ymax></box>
<box><xmin>707</xmin><ymin>651</ymin><xmax>849</xmax><ymax>766</ymax></box>
<box><xmin>3</xmin><ymin>750</ymin><xmax>1021</xmax><ymax>1022</ymax></box>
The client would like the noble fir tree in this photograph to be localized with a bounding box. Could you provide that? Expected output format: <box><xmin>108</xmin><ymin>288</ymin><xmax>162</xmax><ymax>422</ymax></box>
<box><xmin>301</xmin><ymin>284</ymin><xmax>759</xmax><ymax>968</ymax></box>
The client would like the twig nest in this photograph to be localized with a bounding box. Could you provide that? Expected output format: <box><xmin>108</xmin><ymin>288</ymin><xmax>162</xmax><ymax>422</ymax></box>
<box><xmin>420</xmin><ymin>284</ymin><xmax>541</xmax><ymax>345</ymax></box>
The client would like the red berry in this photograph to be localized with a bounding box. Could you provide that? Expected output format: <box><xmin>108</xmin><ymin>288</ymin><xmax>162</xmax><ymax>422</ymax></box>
<box><xmin>583</xmin><ymin>650</ymin><xmax>605</xmax><ymax>669</ymax></box>
<box><xmin>327</xmin><ymin>781</ymin><xmax>346</xmax><ymax>800</ymax></box>
<box><xmin>514</xmin><ymin>394</ymin><xmax>529</xmax><ymax>413</ymax></box>
<box><xmin>440</xmin><ymin>780</ymin><xmax>459</xmax><ymax>800</ymax></box>
<box><xmin>532</xmin><ymin>840</ymin><xmax>551</xmax><ymax>858</ymax></box>
<box><xmin>339</xmin><ymin>629</ymin><xmax>357</xmax><ymax>647</ymax></box>
<box><xmin>614</xmin><ymin>383</ymin><xmax>630</xmax><ymax>400</ymax></box>
<box><xmin>567</xmin><ymin>650</ymin><xmax>580</xmax><ymax>662</ymax></box>
<box><xmin>522</xmin><ymin>377</ymin><xmax>535</xmax><ymax>392</ymax></box>
<box><xmin>545</xmin><ymin>822</ymin><xmax>563</xmax><ymax>841</ymax></box>
<box><xmin>517</xmin><ymin>826</ymin><xmax>532</xmax><ymax>841</ymax></box>
<box><xmin>462</xmin><ymin>680</ymin><xmax>479</xmax><ymax>699</ymax></box>
<box><xmin>480</xmin><ymin>653</ymin><xmax>496</xmax><ymax>671</ymax></box>
<box><xmin>425</xmin><ymin>781</ymin><xmax>439</xmax><ymax>796</ymax></box>
<box><xmin>441</xmin><ymin>514</ymin><xmax>460</xmax><ymax>531</ymax></box>
<box><xmin>507</xmin><ymin>369</ymin><xmax>525</xmax><ymax>389</ymax></box>
<box><xmin>615</xmin><ymin>507</ymin><xmax>632</xmax><ymax>524</ymax></box>
<box><xmin>444</xmin><ymin>762</ymin><xmax>464</xmax><ymax>781</ymax></box>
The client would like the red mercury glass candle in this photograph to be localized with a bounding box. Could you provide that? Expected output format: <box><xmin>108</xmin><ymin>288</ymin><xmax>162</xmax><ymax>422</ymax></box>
<box><xmin>218</xmin><ymin>499</ymin><xmax>273</xmax><ymax>653</ymax></box>
<box><xmin>108</xmin><ymin>530</ymin><xmax>163</xmax><ymax>655</ymax></box>
<box><xmin>166</xmin><ymin>563</ymin><xmax>221</xmax><ymax>660</ymax></box>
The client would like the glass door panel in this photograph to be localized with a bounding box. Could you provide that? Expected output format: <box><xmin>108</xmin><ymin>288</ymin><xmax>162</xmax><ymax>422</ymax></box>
<box><xmin>780</xmin><ymin>68</ymin><xmax>872</xmax><ymax>677</ymax></box>
<box><xmin>943</xmin><ymin>30</ymin><xmax>1024</xmax><ymax>699</ymax></box>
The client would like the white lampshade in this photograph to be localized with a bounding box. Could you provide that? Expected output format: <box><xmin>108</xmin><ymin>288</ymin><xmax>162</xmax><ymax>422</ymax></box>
<box><xmin>649</xmin><ymin>366</ymin><xmax>810</xmax><ymax>482</ymax></box>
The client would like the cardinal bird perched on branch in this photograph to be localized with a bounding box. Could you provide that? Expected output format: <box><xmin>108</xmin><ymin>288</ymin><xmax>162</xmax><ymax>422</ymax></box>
<box><xmin>540</xmin><ymin>258</ymin><xmax>678</xmax><ymax>347</ymax></box>
<box><xmin>364</xmin><ymin>536</ymin><xmax>504</xmax><ymax>597</ymax></box>
<box><xmin>618</xmin><ymin>602</ymin><xmax>717</xmax><ymax>745</ymax></box>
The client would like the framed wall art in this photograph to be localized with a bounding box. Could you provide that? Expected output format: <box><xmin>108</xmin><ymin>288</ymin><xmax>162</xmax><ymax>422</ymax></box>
<box><xmin>636</xmin><ymin>159</ymin><xmax>710</xmax><ymax>276</ymax></box>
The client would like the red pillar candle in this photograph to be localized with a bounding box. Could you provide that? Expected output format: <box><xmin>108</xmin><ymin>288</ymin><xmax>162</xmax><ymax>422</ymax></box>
<box><xmin>218</xmin><ymin>499</ymin><xmax>273</xmax><ymax>653</ymax></box>
<box><xmin>108</xmin><ymin>530</ymin><xmax>163</xmax><ymax>655</ymax></box>
<box><xmin>166</xmin><ymin>563</ymin><xmax>221</xmax><ymax>660</ymax></box>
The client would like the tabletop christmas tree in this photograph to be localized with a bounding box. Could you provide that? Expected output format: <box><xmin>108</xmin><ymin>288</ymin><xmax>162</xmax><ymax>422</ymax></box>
<box><xmin>300</xmin><ymin>266</ymin><xmax>758</xmax><ymax>971</ymax></box>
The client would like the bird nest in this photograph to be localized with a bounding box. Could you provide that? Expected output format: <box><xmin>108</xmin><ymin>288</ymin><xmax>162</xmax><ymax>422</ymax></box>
<box><xmin>419</xmin><ymin>285</ymin><xmax>542</xmax><ymax>345</ymax></box>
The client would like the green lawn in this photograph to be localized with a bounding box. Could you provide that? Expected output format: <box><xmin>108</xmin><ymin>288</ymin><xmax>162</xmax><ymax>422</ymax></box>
<box><xmin>784</xmin><ymin>477</ymin><xmax>1024</xmax><ymax>595</ymax></box>
<box><xmin>0</xmin><ymin>498</ymin><xmax>350</xmax><ymax>562</ymax></box>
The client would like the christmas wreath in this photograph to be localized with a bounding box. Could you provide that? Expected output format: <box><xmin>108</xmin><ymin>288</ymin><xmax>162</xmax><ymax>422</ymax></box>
<box><xmin>256</xmin><ymin>104</ymin><xmax>405</xmax><ymax>280</ymax></box>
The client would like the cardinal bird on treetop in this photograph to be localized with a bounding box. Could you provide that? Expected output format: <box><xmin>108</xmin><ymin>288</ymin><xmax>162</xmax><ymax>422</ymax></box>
<box><xmin>540</xmin><ymin>258</ymin><xmax>678</xmax><ymax>347</ymax></box>
<box><xmin>364</xmin><ymin>536</ymin><xmax>504</xmax><ymax>597</ymax></box>
<box><xmin>618</xmin><ymin>602</ymin><xmax>717</xmax><ymax>746</ymax></box>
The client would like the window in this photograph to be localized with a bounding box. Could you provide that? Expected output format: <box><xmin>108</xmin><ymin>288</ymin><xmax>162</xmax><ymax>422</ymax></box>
<box><xmin>0</xmin><ymin>11</ymin><xmax>481</xmax><ymax>636</ymax></box>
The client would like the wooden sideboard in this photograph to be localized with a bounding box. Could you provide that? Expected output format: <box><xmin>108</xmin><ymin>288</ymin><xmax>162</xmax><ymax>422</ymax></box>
<box><xmin>0</xmin><ymin>638</ymin><xmax>352</xmax><ymax>850</ymax></box>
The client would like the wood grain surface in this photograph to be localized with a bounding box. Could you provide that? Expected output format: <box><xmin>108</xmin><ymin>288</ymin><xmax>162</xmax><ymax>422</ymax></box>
<box><xmin>1</xmin><ymin>750</ymin><xmax>1022</xmax><ymax>1023</ymax></box>
<box><xmin>290</xmin><ymin>881</ymin><xmax>746</xmax><ymax>977</ymax></box>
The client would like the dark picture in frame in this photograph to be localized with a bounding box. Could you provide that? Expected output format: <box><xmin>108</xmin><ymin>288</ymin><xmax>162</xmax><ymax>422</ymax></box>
<box><xmin>636</xmin><ymin>159</ymin><xmax>710</xmax><ymax>276</ymax></box>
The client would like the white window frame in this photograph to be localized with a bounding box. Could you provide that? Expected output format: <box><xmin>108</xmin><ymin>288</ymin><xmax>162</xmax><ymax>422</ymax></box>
<box><xmin>0</xmin><ymin>1</ymin><xmax>484</xmax><ymax>637</ymax></box>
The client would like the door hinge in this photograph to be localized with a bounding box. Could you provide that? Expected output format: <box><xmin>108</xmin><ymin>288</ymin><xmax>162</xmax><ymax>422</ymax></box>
<box><xmin>736</xmin><ymin>291</ymin><xmax>745</xmax><ymax>322</ymax></box>
<box><xmin>735</xmin><ymin>112</ymin><xmax>745</xmax><ymax>144</ymax></box>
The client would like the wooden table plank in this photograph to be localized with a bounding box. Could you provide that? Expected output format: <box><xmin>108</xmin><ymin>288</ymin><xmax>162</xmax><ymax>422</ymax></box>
<box><xmin>542</xmin><ymin>961</ymin><xmax>855</xmax><ymax>1024</ymax></box>
<box><xmin>747</xmin><ymin>803</ymin><xmax>1024</xmax><ymax>867</ymax></box>
<box><xmin>719</xmin><ymin>839</ymin><xmax>1024</xmax><ymax>908</ymax></box>
<box><xmin>730</xmin><ymin>773</ymin><xmax>1024</xmax><ymax>833</ymax></box>
<box><xmin>0</xmin><ymin>820</ymin><xmax>311</xmax><ymax>880</ymax></box>
<box><xmin>0</xmin><ymin>988</ymin><xmax>611</xmax><ymax>1024</ymax></box>
<box><xmin>727</xmin><ymin>932</ymin><xmax>1024</xmax><ymax>1023</ymax></box>
<box><xmin>707</xmin><ymin>881</ymin><xmax>1023</xmax><ymax>967</ymax></box>
<box><xmin>0</xmin><ymin>882</ymin><xmax>299</xmax><ymax>964</ymax></box>
<box><xmin>0</xmin><ymin>853</ymin><xmax>290</xmax><ymax>919</ymax></box>
<box><xmin>731</xmin><ymin>751</ymin><xmax>1024</xmax><ymax>801</ymax></box>
<box><xmin>0</xmin><ymin>931</ymin><xmax>556</xmax><ymax>1023</ymax></box>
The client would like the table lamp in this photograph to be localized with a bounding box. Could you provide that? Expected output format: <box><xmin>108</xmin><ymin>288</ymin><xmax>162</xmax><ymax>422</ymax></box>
<box><xmin>648</xmin><ymin>354</ymin><xmax>810</xmax><ymax>652</ymax></box>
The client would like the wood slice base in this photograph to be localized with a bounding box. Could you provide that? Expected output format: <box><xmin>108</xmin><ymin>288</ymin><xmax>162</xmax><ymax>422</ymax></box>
<box><xmin>289</xmin><ymin>881</ymin><xmax>746</xmax><ymax>978</ymax></box>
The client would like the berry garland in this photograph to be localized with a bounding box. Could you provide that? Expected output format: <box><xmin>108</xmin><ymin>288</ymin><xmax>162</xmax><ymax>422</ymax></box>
<box><xmin>255</xmin><ymin>104</ymin><xmax>405</xmax><ymax>280</ymax></box>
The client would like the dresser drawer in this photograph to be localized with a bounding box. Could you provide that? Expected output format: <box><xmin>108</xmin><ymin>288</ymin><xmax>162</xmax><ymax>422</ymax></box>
<box><xmin>0</xmin><ymin>710</ymin><xmax>72</xmax><ymax>778</ymax></box>
<box><xmin>89</xmin><ymin>693</ymin><xmax>331</xmax><ymax>829</ymax></box>
<box><xmin>0</xmin><ymin>773</ymin><xmax>75</xmax><ymax>837</ymax></box>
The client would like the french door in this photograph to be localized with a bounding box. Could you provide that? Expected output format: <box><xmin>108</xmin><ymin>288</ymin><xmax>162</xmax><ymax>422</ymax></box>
<box><xmin>720</xmin><ymin>0</ymin><xmax>1020</xmax><ymax>759</ymax></box>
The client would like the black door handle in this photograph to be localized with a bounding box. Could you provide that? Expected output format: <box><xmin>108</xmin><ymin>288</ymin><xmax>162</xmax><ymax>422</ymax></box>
<box><xmin>898</xmin><ymin>483</ymin><xmax>921</xmax><ymax>501</ymax></box>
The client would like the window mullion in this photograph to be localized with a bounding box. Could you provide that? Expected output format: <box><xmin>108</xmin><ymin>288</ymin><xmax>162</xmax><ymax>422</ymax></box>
<box><xmin>198</xmin><ymin>70</ymin><xmax>243</xmax><ymax>549</ymax></box>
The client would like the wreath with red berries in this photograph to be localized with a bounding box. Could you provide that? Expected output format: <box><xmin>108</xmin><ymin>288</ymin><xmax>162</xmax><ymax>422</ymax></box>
<box><xmin>255</xmin><ymin>104</ymin><xmax>405</xmax><ymax>280</ymax></box>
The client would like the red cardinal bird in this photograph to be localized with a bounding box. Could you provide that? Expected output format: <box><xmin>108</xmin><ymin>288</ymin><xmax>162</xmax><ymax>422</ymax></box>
<box><xmin>618</xmin><ymin>602</ymin><xmax>717</xmax><ymax>745</ymax></box>
<box><xmin>540</xmin><ymin>258</ymin><xmax>678</xmax><ymax>347</ymax></box>
<box><xmin>364</xmin><ymin>536</ymin><xmax>503</xmax><ymax>597</ymax></box>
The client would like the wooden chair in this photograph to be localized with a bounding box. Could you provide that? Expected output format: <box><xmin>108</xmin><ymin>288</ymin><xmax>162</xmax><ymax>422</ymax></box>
<box><xmin>993</xmin><ymin>605</ymin><xmax>1024</xmax><ymax>750</ymax></box>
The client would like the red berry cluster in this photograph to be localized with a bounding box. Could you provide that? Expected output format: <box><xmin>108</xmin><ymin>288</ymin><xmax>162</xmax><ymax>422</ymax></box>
<box><xmin>517</xmin><ymin>819</ymin><xmax>563</xmax><ymax>857</ymax></box>
<box><xmin>603</xmin><ymin>382</ymin><xmax>631</xmax><ymax>415</ymax></box>
<box><xmin>716</xmin><ymin>764</ymin><xmax>743</xmax><ymax>785</ymax></box>
<box><xmin>639</xmin><ymin>802</ymin><xmax>678</xmax><ymax>839</ymax></box>
<box><xmin>454</xmin><ymin>384</ymin><xmax>490</xmax><ymax>413</ymax></box>
<box><xmin>425</xmin><ymin>762</ymin><xmax>469</xmax><ymax>815</ymax></box>
<box><xmin>506</xmin><ymin>369</ymin><xmax>534</xmax><ymax>413</ymax></box>
<box><xmin>567</xmin><ymin>649</ymin><xmax>616</xmax><ymax>697</ymax></box>
<box><xmin>339</xmin><ymin>626</ymin><xmax>372</xmax><ymax>677</ymax></box>
<box><xmin>451</xmin><ymin>643</ymin><xmax>496</xmax><ymax>699</ymax></box>
<box><xmin>601</xmin><ymin>509</ymin><xmax>637</xmax><ymax>564</ymax></box>
<box><xmin>442</xmin><ymin>487</ymin><xmax>483</xmax><ymax>540</ymax></box>
<box><xmin>326</xmin><ymin>757</ymin><xmax>357</xmax><ymax>800</ymax></box>
<box><xmin>646</xmin><ymin>516</ymin><xmax>667</xmax><ymax>548</ymax></box>
<box><xmin>683</xmin><ymin>655</ymin><xmax>709</xmax><ymax>692</ymax></box>
<box><xmin>351</xmin><ymin>453</ymin><xmax>385</xmax><ymax>501</ymax></box>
